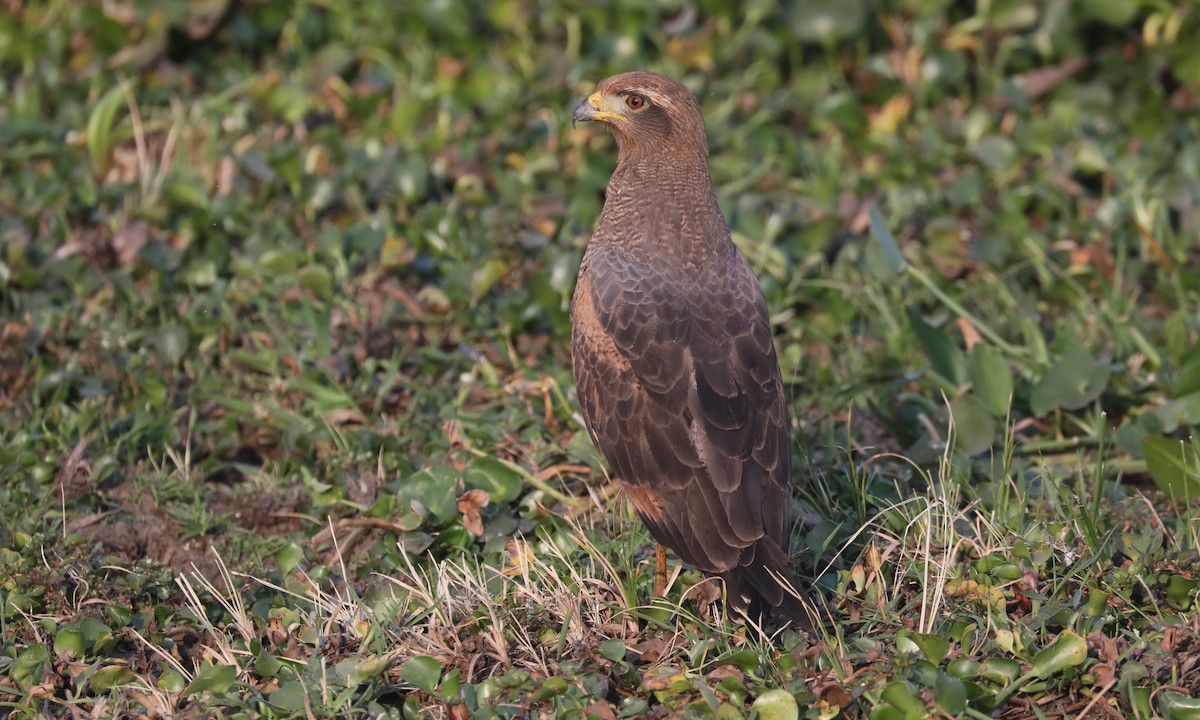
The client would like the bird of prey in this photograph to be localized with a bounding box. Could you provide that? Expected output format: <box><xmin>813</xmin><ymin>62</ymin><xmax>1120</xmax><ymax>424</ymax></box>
<box><xmin>570</xmin><ymin>71</ymin><xmax>819</xmax><ymax>629</ymax></box>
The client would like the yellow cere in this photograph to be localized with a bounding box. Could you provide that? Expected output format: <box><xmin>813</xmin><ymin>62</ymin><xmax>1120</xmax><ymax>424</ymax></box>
<box><xmin>588</xmin><ymin>91</ymin><xmax>627</xmax><ymax>123</ymax></box>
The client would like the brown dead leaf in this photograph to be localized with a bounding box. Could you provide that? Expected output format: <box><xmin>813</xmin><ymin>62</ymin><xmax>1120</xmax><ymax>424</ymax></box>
<box><xmin>869</xmin><ymin>94</ymin><xmax>912</xmax><ymax>135</ymax></box>
<box><xmin>641</xmin><ymin>665</ymin><xmax>684</xmax><ymax>692</ymax></box>
<box><xmin>1088</xmin><ymin>630</ymin><xmax>1119</xmax><ymax>663</ymax></box>
<box><xmin>457</xmin><ymin>489</ymin><xmax>489</xmax><ymax>537</ymax></box>
<box><xmin>957</xmin><ymin>317</ymin><xmax>983</xmax><ymax>353</ymax></box>
<box><xmin>504</xmin><ymin>537</ymin><xmax>534</xmax><ymax>576</ymax></box>
<box><xmin>1069</xmin><ymin>241</ymin><xmax>1116</xmax><ymax>280</ymax></box>
<box><xmin>706</xmin><ymin>664</ymin><xmax>743</xmax><ymax>683</ymax></box>
<box><xmin>113</xmin><ymin>218</ymin><xmax>149</xmax><ymax>266</ymax></box>
<box><xmin>813</xmin><ymin>679</ymin><xmax>853</xmax><ymax>708</ymax></box>
<box><xmin>583</xmin><ymin>702</ymin><xmax>618</xmax><ymax>720</ymax></box>
<box><xmin>627</xmin><ymin>637</ymin><xmax>667</xmax><ymax>665</ymax></box>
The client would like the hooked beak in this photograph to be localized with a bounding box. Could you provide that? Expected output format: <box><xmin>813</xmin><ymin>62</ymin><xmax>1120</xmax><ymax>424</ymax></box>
<box><xmin>572</xmin><ymin>91</ymin><xmax>625</xmax><ymax>129</ymax></box>
<box><xmin>571</xmin><ymin>98</ymin><xmax>595</xmax><ymax>129</ymax></box>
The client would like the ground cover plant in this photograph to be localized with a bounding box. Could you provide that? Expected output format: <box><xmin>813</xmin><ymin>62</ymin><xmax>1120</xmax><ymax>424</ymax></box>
<box><xmin>2</xmin><ymin>0</ymin><xmax>1200</xmax><ymax>717</ymax></box>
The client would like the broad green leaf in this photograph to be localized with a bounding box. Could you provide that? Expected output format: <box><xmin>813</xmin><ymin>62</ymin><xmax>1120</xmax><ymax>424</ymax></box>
<box><xmin>531</xmin><ymin>676</ymin><xmax>570</xmax><ymax>702</ymax></box>
<box><xmin>903</xmin><ymin>631</ymin><xmax>950</xmax><ymax>664</ymax></box>
<box><xmin>12</xmin><ymin>644</ymin><xmax>50</xmax><ymax>691</ymax></box>
<box><xmin>907</xmin><ymin>308</ymin><xmax>968</xmax><ymax>390</ymax></box>
<box><xmin>1175</xmin><ymin>346</ymin><xmax>1200</xmax><ymax>396</ymax></box>
<box><xmin>934</xmin><ymin>672</ymin><xmax>967</xmax><ymax>714</ymax></box>
<box><xmin>1142</xmin><ymin>436</ymin><xmax>1200</xmax><ymax>501</ymax></box>
<box><xmin>471</xmin><ymin>258</ymin><xmax>509</xmax><ymax>304</ymax></box>
<box><xmin>274</xmin><ymin>543</ymin><xmax>304</xmax><ymax>575</ymax></box>
<box><xmin>398</xmin><ymin>466</ymin><xmax>460</xmax><ymax>521</ymax></box>
<box><xmin>464</xmin><ymin>456</ymin><xmax>523</xmax><ymax>503</ymax></box>
<box><xmin>723</xmin><ymin>649</ymin><xmax>760</xmax><ymax>671</ymax></box>
<box><xmin>970</xmin><ymin>344</ymin><xmax>1012</xmax><ymax>417</ymax></box>
<box><xmin>399</xmin><ymin>655</ymin><xmax>442</xmax><ymax>694</ymax></box>
<box><xmin>156</xmin><ymin>323</ymin><xmax>190</xmax><ymax>365</ymax></box>
<box><xmin>54</xmin><ymin>629</ymin><xmax>85</xmax><ymax>657</ymax></box>
<box><xmin>1149</xmin><ymin>392</ymin><xmax>1200</xmax><ymax>433</ymax></box>
<box><xmin>788</xmin><ymin>0</ymin><xmax>865</xmax><ymax>42</ymax></box>
<box><xmin>157</xmin><ymin>668</ymin><xmax>186</xmax><ymax>692</ymax></box>
<box><xmin>267</xmin><ymin>681</ymin><xmax>309</xmax><ymax>711</ymax></box>
<box><xmin>1031</xmin><ymin>630</ymin><xmax>1087</xmax><ymax>679</ymax></box>
<box><xmin>598</xmin><ymin>639</ymin><xmax>627</xmax><ymax>662</ymax></box>
<box><xmin>297</xmin><ymin>265</ymin><xmax>333</xmax><ymax>301</ymax></box>
<box><xmin>950</xmin><ymin>393</ymin><xmax>996</xmax><ymax>456</ymax></box>
<box><xmin>183</xmin><ymin>663</ymin><xmax>237</xmax><ymax>696</ymax></box>
<box><xmin>1157</xmin><ymin>690</ymin><xmax>1200</xmax><ymax>720</ymax></box>
<box><xmin>255</xmin><ymin>649</ymin><xmax>283</xmax><ymax>678</ymax></box>
<box><xmin>880</xmin><ymin>680</ymin><xmax>925</xmax><ymax>716</ymax></box>
<box><xmin>86</xmin><ymin>84</ymin><xmax>127</xmax><ymax>174</ymax></box>
<box><xmin>978</xmin><ymin>657</ymin><xmax>1021</xmax><ymax>685</ymax></box>
<box><xmin>90</xmin><ymin>665</ymin><xmax>136</xmax><ymax>691</ymax></box>
<box><xmin>1076</xmin><ymin>0</ymin><xmax>1143</xmax><ymax>27</ymax></box>
<box><xmin>1165</xmin><ymin>575</ymin><xmax>1199</xmax><ymax>610</ymax></box>
<box><xmin>751</xmin><ymin>688</ymin><xmax>799</xmax><ymax>720</ymax></box>
<box><xmin>868</xmin><ymin>203</ymin><xmax>906</xmax><ymax>276</ymax></box>
<box><xmin>1029</xmin><ymin>347</ymin><xmax>1111</xmax><ymax>415</ymax></box>
<box><xmin>946</xmin><ymin>658</ymin><xmax>978</xmax><ymax>680</ymax></box>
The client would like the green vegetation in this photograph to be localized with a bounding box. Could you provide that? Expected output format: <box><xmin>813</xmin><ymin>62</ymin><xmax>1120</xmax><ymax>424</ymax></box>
<box><xmin>3</xmin><ymin>0</ymin><xmax>1200</xmax><ymax>717</ymax></box>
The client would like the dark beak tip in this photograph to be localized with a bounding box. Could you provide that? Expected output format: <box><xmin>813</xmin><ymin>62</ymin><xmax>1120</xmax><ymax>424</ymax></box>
<box><xmin>571</xmin><ymin>98</ymin><xmax>594</xmax><ymax>130</ymax></box>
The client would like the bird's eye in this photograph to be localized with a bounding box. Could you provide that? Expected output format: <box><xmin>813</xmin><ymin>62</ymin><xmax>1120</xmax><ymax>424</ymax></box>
<box><xmin>626</xmin><ymin>95</ymin><xmax>645</xmax><ymax>110</ymax></box>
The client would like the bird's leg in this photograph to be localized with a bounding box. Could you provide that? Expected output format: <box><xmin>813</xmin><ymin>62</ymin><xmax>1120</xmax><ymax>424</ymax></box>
<box><xmin>654</xmin><ymin>543</ymin><xmax>667</xmax><ymax>596</ymax></box>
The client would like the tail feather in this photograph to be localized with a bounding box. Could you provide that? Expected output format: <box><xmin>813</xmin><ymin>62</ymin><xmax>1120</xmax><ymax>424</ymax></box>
<box><xmin>728</xmin><ymin>538</ymin><xmax>824</xmax><ymax>632</ymax></box>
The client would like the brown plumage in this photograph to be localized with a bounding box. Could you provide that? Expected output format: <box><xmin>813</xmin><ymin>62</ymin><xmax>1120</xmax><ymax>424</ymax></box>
<box><xmin>570</xmin><ymin>71</ymin><xmax>819</xmax><ymax>629</ymax></box>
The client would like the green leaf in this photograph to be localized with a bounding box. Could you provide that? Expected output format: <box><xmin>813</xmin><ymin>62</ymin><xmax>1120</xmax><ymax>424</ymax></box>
<box><xmin>788</xmin><ymin>0</ymin><xmax>866</xmax><ymax>42</ymax></box>
<box><xmin>1149</xmin><ymin>392</ymin><xmax>1200</xmax><ymax>433</ymax></box>
<box><xmin>255</xmin><ymin>649</ymin><xmax>283</xmax><ymax>678</ymax></box>
<box><xmin>868</xmin><ymin>203</ymin><xmax>906</xmax><ymax>276</ymax></box>
<box><xmin>297</xmin><ymin>265</ymin><xmax>333</xmax><ymax>301</ymax></box>
<box><xmin>949</xmin><ymin>394</ymin><xmax>996</xmax><ymax>456</ymax></box>
<box><xmin>531</xmin><ymin>676</ymin><xmax>570</xmax><ymax>702</ymax></box>
<box><xmin>907</xmin><ymin>308</ymin><xmax>968</xmax><ymax>390</ymax></box>
<box><xmin>349</xmin><ymin>654</ymin><xmax>392</xmax><ymax>686</ymax></box>
<box><xmin>751</xmin><ymin>688</ymin><xmax>800</xmax><ymax>720</ymax></box>
<box><xmin>598</xmin><ymin>639</ymin><xmax>627</xmax><ymax>662</ymax></box>
<box><xmin>12</xmin><ymin>644</ymin><xmax>50</xmax><ymax>691</ymax></box>
<box><xmin>970</xmin><ymin>344</ymin><xmax>1012</xmax><ymax>417</ymax></box>
<box><xmin>1165</xmin><ymin>575</ymin><xmax>1199</xmax><ymax>610</ymax></box>
<box><xmin>267</xmin><ymin>681</ymin><xmax>309</xmax><ymax>711</ymax></box>
<box><xmin>399</xmin><ymin>655</ymin><xmax>442</xmax><ymax>694</ymax></box>
<box><xmin>1075</xmin><ymin>0</ymin><xmax>1143</xmax><ymax>27</ymax></box>
<box><xmin>157</xmin><ymin>668</ymin><xmax>187</xmax><ymax>692</ymax></box>
<box><xmin>903</xmin><ymin>631</ymin><xmax>950</xmax><ymax>665</ymax></box>
<box><xmin>156</xmin><ymin>323</ymin><xmax>190</xmax><ymax>365</ymax></box>
<box><xmin>1174</xmin><ymin>346</ymin><xmax>1200</xmax><ymax>396</ymax></box>
<box><xmin>464</xmin><ymin>456</ymin><xmax>523</xmax><ymax>503</ymax></box>
<box><xmin>1157</xmin><ymin>690</ymin><xmax>1200</xmax><ymax>720</ymax></box>
<box><xmin>86</xmin><ymin>84</ymin><xmax>127</xmax><ymax>174</ymax></box>
<box><xmin>1029</xmin><ymin>347</ymin><xmax>1111</xmax><ymax>415</ymax></box>
<box><xmin>398</xmin><ymin>466</ymin><xmax>460</xmax><ymax>521</ymax></box>
<box><xmin>880</xmin><ymin>680</ymin><xmax>925</xmax><ymax>716</ymax></box>
<box><xmin>934</xmin><ymin>672</ymin><xmax>967</xmax><ymax>714</ymax></box>
<box><xmin>90</xmin><ymin>665</ymin><xmax>136</xmax><ymax>691</ymax></box>
<box><xmin>1142</xmin><ymin>436</ymin><xmax>1200</xmax><ymax>501</ymax></box>
<box><xmin>978</xmin><ymin>657</ymin><xmax>1021</xmax><ymax>685</ymax></box>
<box><xmin>274</xmin><ymin>543</ymin><xmax>304</xmax><ymax>575</ymax></box>
<box><xmin>1031</xmin><ymin>630</ymin><xmax>1087</xmax><ymax>679</ymax></box>
<box><xmin>183</xmin><ymin>663</ymin><xmax>237</xmax><ymax>697</ymax></box>
<box><xmin>54</xmin><ymin>629</ymin><xmax>85</xmax><ymax>657</ymax></box>
<box><xmin>471</xmin><ymin>258</ymin><xmax>509</xmax><ymax>304</ymax></box>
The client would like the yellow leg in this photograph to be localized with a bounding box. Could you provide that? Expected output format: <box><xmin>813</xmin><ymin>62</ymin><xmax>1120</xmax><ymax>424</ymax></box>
<box><xmin>655</xmin><ymin>543</ymin><xmax>668</xmax><ymax>596</ymax></box>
